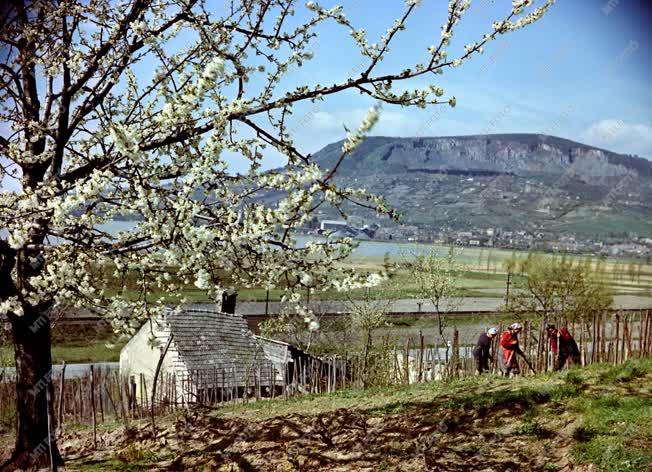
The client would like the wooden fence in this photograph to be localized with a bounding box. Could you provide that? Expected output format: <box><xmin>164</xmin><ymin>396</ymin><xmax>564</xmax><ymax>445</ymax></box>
<box><xmin>1</xmin><ymin>309</ymin><xmax>651</xmax><ymax>436</ymax></box>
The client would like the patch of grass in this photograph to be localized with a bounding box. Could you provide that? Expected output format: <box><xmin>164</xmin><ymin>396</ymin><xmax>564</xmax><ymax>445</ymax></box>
<box><xmin>516</xmin><ymin>419</ymin><xmax>550</xmax><ymax>437</ymax></box>
<box><xmin>0</xmin><ymin>401</ymin><xmax>15</xmax><ymax>433</ymax></box>
<box><xmin>116</xmin><ymin>445</ymin><xmax>164</xmax><ymax>466</ymax></box>
<box><xmin>444</xmin><ymin>385</ymin><xmax>549</xmax><ymax>411</ymax></box>
<box><xmin>0</xmin><ymin>338</ymin><xmax>126</xmax><ymax>367</ymax></box>
<box><xmin>76</xmin><ymin>447</ymin><xmax>171</xmax><ymax>472</ymax></box>
<box><xmin>573</xmin><ymin>437</ymin><xmax>651</xmax><ymax>472</ymax></box>
<box><xmin>443</xmin><ymin>374</ymin><xmax>583</xmax><ymax>412</ymax></box>
<box><xmin>389</xmin><ymin>312</ymin><xmax>537</xmax><ymax>328</ymax></box>
<box><xmin>597</xmin><ymin>361</ymin><xmax>645</xmax><ymax>384</ymax></box>
<box><xmin>563</xmin><ymin>370</ymin><xmax>586</xmax><ymax>388</ymax></box>
<box><xmin>571</xmin><ymin>393</ymin><xmax>652</xmax><ymax>471</ymax></box>
<box><xmin>215</xmin><ymin>362</ymin><xmax>617</xmax><ymax>424</ymax></box>
<box><xmin>51</xmin><ymin>342</ymin><xmax>124</xmax><ymax>364</ymax></box>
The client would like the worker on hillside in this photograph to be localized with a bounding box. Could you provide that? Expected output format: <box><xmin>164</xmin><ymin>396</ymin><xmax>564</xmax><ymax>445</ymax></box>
<box><xmin>546</xmin><ymin>324</ymin><xmax>581</xmax><ymax>370</ymax></box>
<box><xmin>499</xmin><ymin>323</ymin><xmax>524</xmax><ymax>376</ymax></box>
<box><xmin>473</xmin><ymin>327</ymin><xmax>499</xmax><ymax>374</ymax></box>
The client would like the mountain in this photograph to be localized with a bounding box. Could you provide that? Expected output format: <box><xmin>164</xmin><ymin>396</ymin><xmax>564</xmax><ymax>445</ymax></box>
<box><xmin>311</xmin><ymin>134</ymin><xmax>652</xmax><ymax>239</ymax></box>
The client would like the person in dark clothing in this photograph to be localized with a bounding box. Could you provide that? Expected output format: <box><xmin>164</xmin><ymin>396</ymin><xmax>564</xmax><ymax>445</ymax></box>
<box><xmin>547</xmin><ymin>324</ymin><xmax>581</xmax><ymax>371</ymax></box>
<box><xmin>474</xmin><ymin>327</ymin><xmax>499</xmax><ymax>374</ymax></box>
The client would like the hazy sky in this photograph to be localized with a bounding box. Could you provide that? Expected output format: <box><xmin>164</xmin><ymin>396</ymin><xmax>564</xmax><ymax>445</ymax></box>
<box><xmin>268</xmin><ymin>0</ymin><xmax>652</xmax><ymax>170</ymax></box>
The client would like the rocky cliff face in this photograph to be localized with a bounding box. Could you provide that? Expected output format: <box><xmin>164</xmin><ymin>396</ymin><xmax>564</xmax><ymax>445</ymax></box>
<box><xmin>315</xmin><ymin>134</ymin><xmax>647</xmax><ymax>179</ymax></box>
<box><xmin>312</xmin><ymin>134</ymin><xmax>652</xmax><ymax>237</ymax></box>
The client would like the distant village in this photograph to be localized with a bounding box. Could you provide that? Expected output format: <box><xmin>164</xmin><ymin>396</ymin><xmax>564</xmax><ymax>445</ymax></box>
<box><xmin>301</xmin><ymin>218</ymin><xmax>652</xmax><ymax>260</ymax></box>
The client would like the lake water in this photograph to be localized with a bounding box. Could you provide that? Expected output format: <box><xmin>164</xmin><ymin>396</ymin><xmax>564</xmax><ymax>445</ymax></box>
<box><xmin>2</xmin><ymin>218</ymin><xmax>504</xmax><ymax>261</ymax></box>
<box><xmin>88</xmin><ymin>220</ymin><xmax>444</xmax><ymax>259</ymax></box>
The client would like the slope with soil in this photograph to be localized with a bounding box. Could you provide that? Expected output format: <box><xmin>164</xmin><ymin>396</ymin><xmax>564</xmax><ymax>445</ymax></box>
<box><xmin>4</xmin><ymin>360</ymin><xmax>650</xmax><ymax>471</ymax></box>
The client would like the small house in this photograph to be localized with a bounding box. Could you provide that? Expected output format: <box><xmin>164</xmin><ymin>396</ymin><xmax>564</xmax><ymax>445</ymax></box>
<box><xmin>255</xmin><ymin>336</ymin><xmax>349</xmax><ymax>393</ymax></box>
<box><xmin>254</xmin><ymin>335</ymin><xmax>321</xmax><ymax>385</ymax></box>
<box><xmin>120</xmin><ymin>305</ymin><xmax>283</xmax><ymax>404</ymax></box>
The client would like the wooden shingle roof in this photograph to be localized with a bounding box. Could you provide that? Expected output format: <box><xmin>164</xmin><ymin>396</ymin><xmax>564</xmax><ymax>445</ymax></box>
<box><xmin>163</xmin><ymin>306</ymin><xmax>276</xmax><ymax>385</ymax></box>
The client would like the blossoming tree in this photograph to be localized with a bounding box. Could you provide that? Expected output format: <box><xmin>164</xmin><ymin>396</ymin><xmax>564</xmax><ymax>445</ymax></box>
<box><xmin>0</xmin><ymin>0</ymin><xmax>554</xmax><ymax>467</ymax></box>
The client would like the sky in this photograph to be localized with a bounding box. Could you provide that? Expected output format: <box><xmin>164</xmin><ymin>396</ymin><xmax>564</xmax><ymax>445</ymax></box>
<box><xmin>2</xmin><ymin>0</ymin><xmax>651</xmax><ymax>189</ymax></box>
<box><xmin>249</xmin><ymin>0</ymin><xmax>652</xmax><ymax>173</ymax></box>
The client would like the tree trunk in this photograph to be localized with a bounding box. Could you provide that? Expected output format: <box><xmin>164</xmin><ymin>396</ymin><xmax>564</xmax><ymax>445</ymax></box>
<box><xmin>4</xmin><ymin>307</ymin><xmax>63</xmax><ymax>470</ymax></box>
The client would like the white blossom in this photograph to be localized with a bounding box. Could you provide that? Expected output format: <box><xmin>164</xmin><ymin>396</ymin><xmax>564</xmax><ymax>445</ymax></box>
<box><xmin>342</xmin><ymin>104</ymin><xmax>381</xmax><ymax>154</ymax></box>
<box><xmin>194</xmin><ymin>269</ymin><xmax>212</xmax><ymax>290</ymax></box>
<box><xmin>8</xmin><ymin>229</ymin><xmax>28</xmax><ymax>249</ymax></box>
<box><xmin>0</xmin><ymin>297</ymin><xmax>23</xmax><ymax>317</ymax></box>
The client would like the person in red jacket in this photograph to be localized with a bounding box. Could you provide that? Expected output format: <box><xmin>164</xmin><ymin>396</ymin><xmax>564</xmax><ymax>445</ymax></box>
<box><xmin>546</xmin><ymin>324</ymin><xmax>581</xmax><ymax>370</ymax></box>
<box><xmin>499</xmin><ymin>323</ymin><xmax>524</xmax><ymax>376</ymax></box>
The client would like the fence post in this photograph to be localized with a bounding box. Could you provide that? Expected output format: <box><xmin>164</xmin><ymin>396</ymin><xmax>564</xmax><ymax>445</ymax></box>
<box><xmin>418</xmin><ymin>331</ymin><xmax>425</xmax><ymax>382</ymax></box>
<box><xmin>90</xmin><ymin>365</ymin><xmax>97</xmax><ymax>448</ymax></box>
<box><xmin>403</xmin><ymin>339</ymin><xmax>410</xmax><ymax>385</ymax></box>
<box><xmin>119</xmin><ymin>377</ymin><xmax>129</xmax><ymax>425</ymax></box>
<box><xmin>130</xmin><ymin>378</ymin><xmax>137</xmax><ymax>418</ymax></box>
<box><xmin>99</xmin><ymin>371</ymin><xmax>105</xmax><ymax>424</ymax></box>
<box><xmin>622</xmin><ymin>316</ymin><xmax>629</xmax><ymax>361</ymax></box>
<box><xmin>270</xmin><ymin>363</ymin><xmax>275</xmax><ymax>399</ymax></box>
<box><xmin>638</xmin><ymin>311</ymin><xmax>644</xmax><ymax>358</ymax></box>
<box><xmin>79</xmin><ymin>377</ymin><xmax>84</xmax><ymax>422</ymax></box>
<box><xmin>592</xmin><ymin>313</ymin><xmax>598</xmax><ymax>364</ymax></box>
<box><xmin>536</xmin><ymin>319</ymin><xmax>545</xmax><ymax>372</ymax></box>
<box><xmin>626</xmin><ymin>315</ymin><xmax>633</xmax><ymax>358</ymax></box>
<box><xmin>57</xmin><ymin>362</ymin><xmax>66</xmax><ymax>434</ymax></box>
<box><xmin>326</xmin><ymin>359</ymin><xmax>331</xmax><ymax>393</ymax></box>
<box><xmin>645</xmin><ymin>310</ymin><xmax>652</xmax><ymax>354</ymax></box>
<box><xmin>451</xmin><ymin>328</ymin><xmax>460</xmax><ymax>379</ymax></box>
<box><xmin>615</xmin><ymin>313</ymin><xmax>620</xmax><ymax>364</ymax></box>
<box><xmin>602</xmin><ymin>313</ymin><xmax>607</xmax><ymax>362</ymax></box>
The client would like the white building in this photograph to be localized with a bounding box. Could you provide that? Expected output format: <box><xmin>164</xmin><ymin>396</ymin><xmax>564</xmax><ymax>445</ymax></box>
<box><xmin>120</xmin><ymin>306</ymin><xmax>279</xmax><ymax>403</ymax></box>
<box><xmin>119</xmin><ymin>305</ymin><xmax>323</xmax><ymax>404</ymax></box>
<box><xmin>320</xmin><ymin>220</ymin><xmax>349</xmax><ymax>232</ymax></box>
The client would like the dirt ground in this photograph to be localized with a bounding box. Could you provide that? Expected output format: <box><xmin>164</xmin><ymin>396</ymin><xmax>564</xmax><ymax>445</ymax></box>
<box><xmin>65</xmin><ymin>398</ymin><xmax>576</xmax><ymax>471</ymax></box>
<box><xmin>2</xmin><ymin>362</ymin><xmax>650</xmax><ymax>471</ymax></box>
<box><xmin>60</xmin><ymin>389</ymin><xmax>596</xmax><ymax>470</ymax></box>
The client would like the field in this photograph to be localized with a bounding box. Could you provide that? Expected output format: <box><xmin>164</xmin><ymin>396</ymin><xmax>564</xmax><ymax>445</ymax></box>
<box><xmin>0</xmin><ymin>327</ymin><xmax>125</xmax><ymax>368</ymax></box>
<box><xmin>15</xmin><ymin>358</ymin><xmax>650</xmax><ymax>471</ymax></box>
<box><xmin>103</xmin><ymin>242</ymin><xmax>652</xmax><ymax>303</ymax></box>
<box><xmin>2</xmin><ymin>245</ymin><xmax>651</xmax><ymax>367</ymax></box>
